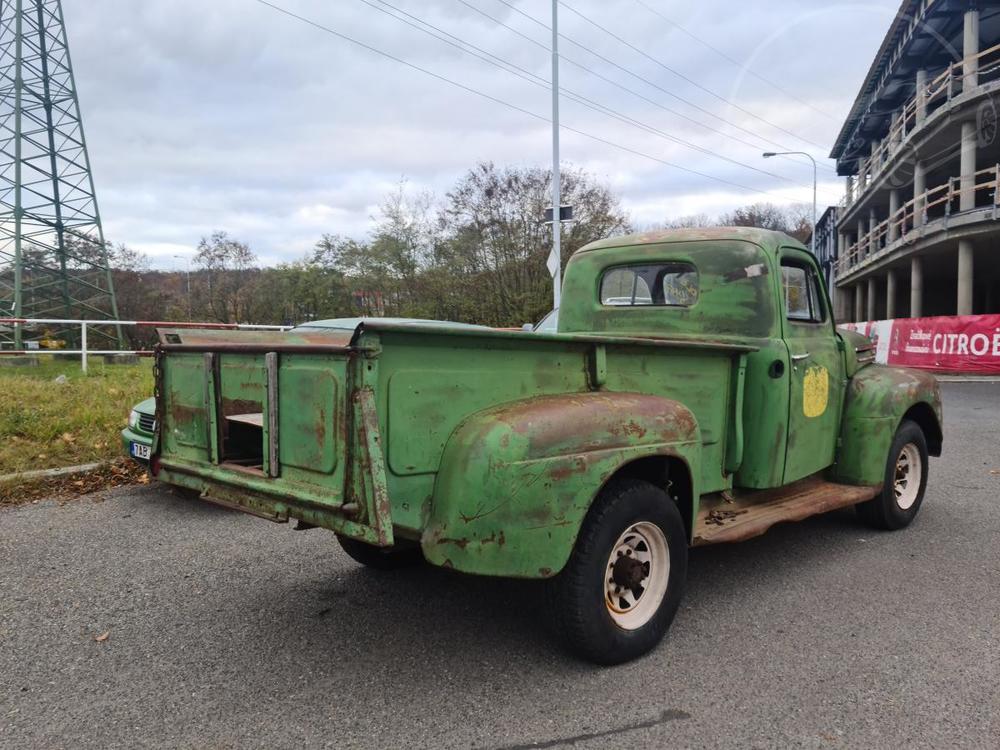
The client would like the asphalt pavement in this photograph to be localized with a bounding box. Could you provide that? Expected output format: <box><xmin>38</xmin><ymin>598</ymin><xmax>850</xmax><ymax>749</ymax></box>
<box><xmin>1</xmin><ymin>382</ymin><xmax>998</xmax><ymax>749</ymax></box>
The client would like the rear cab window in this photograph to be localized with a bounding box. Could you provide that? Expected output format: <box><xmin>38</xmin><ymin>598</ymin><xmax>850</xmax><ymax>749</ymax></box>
<box><xmin>600</xmin><ymin>263</ymin><xmax>698</xmax><ymax>307</ymax></box>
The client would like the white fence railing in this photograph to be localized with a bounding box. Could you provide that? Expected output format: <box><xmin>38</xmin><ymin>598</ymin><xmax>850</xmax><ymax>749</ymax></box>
<box><xmin>0</xmin><ymin>318</ymin><xmax>292</xmax><ymax>373</ymax></box>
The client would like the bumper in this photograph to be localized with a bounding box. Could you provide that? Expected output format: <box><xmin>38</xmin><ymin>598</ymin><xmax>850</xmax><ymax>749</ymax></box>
<box><xmin>121</xmin><ymin>426</ymin><xmax>153</xmax><ymax>464</ymax></box>
<box><xmin>155</xmin><ymin>463</ymin><xmax>395</xmax><ymax>546</ymax></box>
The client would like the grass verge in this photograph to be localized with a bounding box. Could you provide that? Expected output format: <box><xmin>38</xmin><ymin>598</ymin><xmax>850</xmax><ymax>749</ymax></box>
<box><xmin>0</xmin><ymin>356</ymin><xmax>153</xmax><ymax>476</ymax></box>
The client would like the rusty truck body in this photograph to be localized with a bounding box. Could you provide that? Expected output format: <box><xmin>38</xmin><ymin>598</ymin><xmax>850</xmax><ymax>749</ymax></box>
<box><xmin>150</xmin><ymin>228</ymin><xmax>942</xmax><ymax>664</ymax></box>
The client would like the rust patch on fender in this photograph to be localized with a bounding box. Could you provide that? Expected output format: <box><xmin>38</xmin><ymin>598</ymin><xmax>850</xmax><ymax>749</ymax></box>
<box><xmin>548</xmin><ymin>457</ymin><xmax>589</xmax><ymax>482</ymax></box>
<box><xmin>433</xmin><ymin>530</ymin><xmax>506</xmax><ymax>550</ymax></box>
<box><xmin>479</xmin><ymin>530</ymin><xmax>506</xmax><ymax>547</ymax></box>
<box><xmin>434</xmin><ymin>535</ymin><xmax>469</xmax><ymax>550</ymax></box>
<box><xmin>485</xmin><ymin>392</ymin><xmax>699</xmax><ymax>459</ymax></box>
<box><xmin>548</xmin><ymin>466</ymin><xmax>576</xmax><ymax>482</ymax></box>
<box><xmin>622</xmin><ymin>421</ymin><xmax>647</xmax><ymax>438</ymax></box>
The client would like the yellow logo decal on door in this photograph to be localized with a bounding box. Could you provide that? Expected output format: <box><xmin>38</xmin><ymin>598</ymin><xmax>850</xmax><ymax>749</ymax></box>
<box><xmin>802</xmin><ymin>365</ymin><xmax>829</xmax><ymax>418</ymax></box>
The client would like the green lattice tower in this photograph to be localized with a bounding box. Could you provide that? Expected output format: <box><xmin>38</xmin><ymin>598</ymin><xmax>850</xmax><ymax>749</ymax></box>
<box><xmin>0</xmin><ymin>0</ymin><xmax>122</xmax><ymax>349</ymax></box>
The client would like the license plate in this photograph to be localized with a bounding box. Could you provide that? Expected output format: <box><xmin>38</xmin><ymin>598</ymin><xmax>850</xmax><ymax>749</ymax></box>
<box><xmin>131</xmin><ymin>442</ymin><xmax>151</xmax><ymax>460</ymax></box>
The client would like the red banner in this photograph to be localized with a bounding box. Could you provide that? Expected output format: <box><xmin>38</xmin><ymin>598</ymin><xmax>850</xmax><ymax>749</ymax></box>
<box><xmin>839</xmin><ymin>314</ymin><xmax>1000</xmax><ymax>374</ymax></box>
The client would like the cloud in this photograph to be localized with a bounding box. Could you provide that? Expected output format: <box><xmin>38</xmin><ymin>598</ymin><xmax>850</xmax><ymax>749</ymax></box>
<box><xmin>61</xmin><ymin>0</ymin><xmax>898</xmax><ymax>267</ymax></box>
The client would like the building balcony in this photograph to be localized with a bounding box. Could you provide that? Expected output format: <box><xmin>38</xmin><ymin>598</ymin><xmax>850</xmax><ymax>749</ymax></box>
<box><xmin>840</xmin><ymin>40</ymin><xmax>1000</xmax><ymax>216</ymax></box>
<box><xmin>835</xmin><ymin>165</ymin><xmax>999</xmax><ymax>283</ymax></box>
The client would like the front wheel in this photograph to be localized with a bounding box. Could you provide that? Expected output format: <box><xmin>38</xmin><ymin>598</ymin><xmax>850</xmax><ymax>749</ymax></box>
<box><xmin>546</xmin><ymin>479</ymin><xmax>688</xmax><ymax>665</ymax></box>
<box><xmin>856</xmin><ymin>419</ymin><xmax>929</xmax><ymax>530</ymax></box>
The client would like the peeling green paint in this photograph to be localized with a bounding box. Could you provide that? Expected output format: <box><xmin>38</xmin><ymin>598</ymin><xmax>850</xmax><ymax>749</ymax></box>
<box><xmin>832</xmin><ymin>365</ymin><xmax>942</xmax><ymax>485</ymax></box>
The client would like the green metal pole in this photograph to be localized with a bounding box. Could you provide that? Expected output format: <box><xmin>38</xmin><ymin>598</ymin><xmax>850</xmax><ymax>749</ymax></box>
<box><xmin>33</xmin><ymin>0</ymin><xmax>74</xmax><ymax>331</ymax></box>
<box><xmin>53</xmin><ymin>0</ymin><xmax>123</xmax><ymax>348</ymax></box>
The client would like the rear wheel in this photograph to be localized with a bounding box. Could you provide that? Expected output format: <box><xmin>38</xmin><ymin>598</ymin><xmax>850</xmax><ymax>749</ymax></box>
<box><xmin>336</xmin><ymin>535</ymin><xmax>424</xmax><ymax>570</ymax></box>
<box><xmin>856</xmin><ymin>419</ymin><xmax>929</xmax><ymax>530</ymax></box>
<box><xmin>546</xmin><ymin>478</ymin><xmax>687</xmax><ymax>665</ymax></box>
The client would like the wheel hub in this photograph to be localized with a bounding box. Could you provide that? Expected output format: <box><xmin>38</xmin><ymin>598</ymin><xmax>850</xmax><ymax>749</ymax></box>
<box><xmin>893</xmin><ymin>442</ymin><xmax>922</xmax><ymax>510</ymax></box>
<box><xmin>611</xmin><ymin>554</ymin><xmax>646</xmax><ymax>588</ymax></box>
<box><xmin>604</xmin><ymin>521</ymin><xmax>670</xmax><ymax>630</ymax></box>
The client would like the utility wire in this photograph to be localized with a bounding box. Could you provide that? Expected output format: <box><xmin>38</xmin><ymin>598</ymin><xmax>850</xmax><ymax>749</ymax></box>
<box><xmin>454</xmin><ymin>0</ymin><xmax>790</xmax><ymax>164</ymax></box>
<box><xmin>363</xmin><ymin>0</ymin><xmax>820</xmax><ymax>192</ymax></box>
<box><xmin>631</xmin><ymin>0</ymin><xmax>838</xmax><ymax>121</ymax></box>
<box><xmin>558</xmin><ymin>1</ymin><xmax>828</xmax><ymax>151</ymax></box>
<box><xmin>483</xmin><ymin>0</ymin><xmax>836</xmax><ymax>174</ymax></box>
<box><xmin>250</xmin><ymin>0</ymin><xmax>815</xmax><ymax>204</ymax></box>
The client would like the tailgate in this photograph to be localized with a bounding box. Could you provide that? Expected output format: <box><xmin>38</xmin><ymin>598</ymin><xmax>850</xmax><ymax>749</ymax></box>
<box><xmin>151</xmin><ymin>326</ymin><xmax>393</xmax><ymax>546</ymax></box>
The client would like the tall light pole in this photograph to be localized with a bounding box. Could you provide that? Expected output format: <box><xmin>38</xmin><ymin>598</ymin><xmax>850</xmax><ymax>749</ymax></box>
<box><xmin>763</xmin><ymin>151</ymin><xmax>817</xmax><ymax>254</ymax></box>
<box><xmin>549</xmin><ymin>0</ymin><xmax>561</xmax><ymax>311</ymax></box>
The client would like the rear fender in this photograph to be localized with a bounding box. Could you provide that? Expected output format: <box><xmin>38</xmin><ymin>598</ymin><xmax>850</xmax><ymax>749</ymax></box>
<box><xmin>832</xmin><ymin>365</ymin><xmax>942</xmax><ymax>485</ymax></box>
<box><xmin>421</xmin><ymin>392</ymin><xmax>701</xmax><ymax>578</ymax></box>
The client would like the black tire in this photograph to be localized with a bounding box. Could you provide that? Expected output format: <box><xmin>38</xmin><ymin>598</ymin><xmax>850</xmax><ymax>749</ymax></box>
<box><xmin>336</xmin><ymin>535</ymin><xmax>424</xmax><ymax>570</ymax></box>
<box><xmin>546</xmin><ymin>478</ymin><xmax>688</xmax><ymax>665</ymax></box>
<box><xmin>856</xmin><ymin>419</ymin><xmax>929</xmax><ymax>530</ymax></box>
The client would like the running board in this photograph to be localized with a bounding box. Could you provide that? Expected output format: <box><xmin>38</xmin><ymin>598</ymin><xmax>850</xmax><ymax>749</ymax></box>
<box><xmin>692</xmin><ymin>476</ymin><xmax>881</xmax><ymax>546</ymax></box>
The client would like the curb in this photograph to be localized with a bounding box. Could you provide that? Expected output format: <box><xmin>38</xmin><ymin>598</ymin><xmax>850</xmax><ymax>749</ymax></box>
<box><xmin>0</xmin><ymin>461</ymin><xmax>103</xmax><ymax>485</ymax></box>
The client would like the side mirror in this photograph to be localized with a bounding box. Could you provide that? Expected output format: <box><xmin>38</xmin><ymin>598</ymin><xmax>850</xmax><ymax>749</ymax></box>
<box><xmin>521</xmin><ymin>323</ymin><xmax>534</xmax><ymax>332</ymax></box>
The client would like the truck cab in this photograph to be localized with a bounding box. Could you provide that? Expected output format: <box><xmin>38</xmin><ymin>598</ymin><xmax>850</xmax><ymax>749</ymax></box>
<box><xmin>560</xmin><ymin>228</ymin><xmax>940</xmax><ymax>494</ymax></box>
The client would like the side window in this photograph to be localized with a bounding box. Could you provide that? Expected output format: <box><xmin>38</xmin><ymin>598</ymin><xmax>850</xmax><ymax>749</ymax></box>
<box><xmin>781</xmin><ymin>261</ymin><xmax>825</xmax><ymax>323</ymax></box>
<box><xmin>600</xmin><ymin>263</ymin><xmax>698</xmax><ymax>307</ymax></box>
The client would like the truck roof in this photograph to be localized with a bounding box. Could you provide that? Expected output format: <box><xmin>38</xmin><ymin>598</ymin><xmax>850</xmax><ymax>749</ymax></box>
<box><xmin>576</xmin><ymin>226</ymin><xmax>800</xmax><ymax>254</ymax></box>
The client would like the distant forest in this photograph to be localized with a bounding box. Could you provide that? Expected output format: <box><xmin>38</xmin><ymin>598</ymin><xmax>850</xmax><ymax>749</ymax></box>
<box><xmin>106</xmin><ymin>161</ymin><xmax>811</xmax><ymax>345</ymax></box>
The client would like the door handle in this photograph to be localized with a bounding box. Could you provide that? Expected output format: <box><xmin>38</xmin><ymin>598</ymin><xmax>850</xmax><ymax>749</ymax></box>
<box><xmin>790</xmin><ymin>352</ymin><xmax>811</xmax><ymax>362</ymax></box>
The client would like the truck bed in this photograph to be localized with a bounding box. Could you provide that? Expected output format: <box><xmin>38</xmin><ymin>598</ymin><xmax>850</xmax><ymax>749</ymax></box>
<box><xmin>152</xmin><ymin>321</ymin><xmax>754</xmax><ymax>548</ymax></box>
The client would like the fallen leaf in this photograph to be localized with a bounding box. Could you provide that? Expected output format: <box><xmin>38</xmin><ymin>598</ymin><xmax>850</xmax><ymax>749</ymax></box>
<box><xmin>94</xmin><ymin>631</ymin><xmax>110</xmax><ymax>642</ymax></box>
<box><xmin>990</xmin><ymin>469</ymin><xmax>1000</xmax><ymax>475</ymax></box>
<box><xmin>61</xmin><ymin>432</ymin><xmax>75</xmax><ymax>443</ymax></box>
<box><xmin>1</xmin><ymin>458</ymin><xmax>148</xmax><ymax>508</ymax></box>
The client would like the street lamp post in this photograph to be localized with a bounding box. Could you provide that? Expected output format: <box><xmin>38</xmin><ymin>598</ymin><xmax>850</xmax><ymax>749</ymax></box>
<box><xmin>549</xmin><ymin>0</ymin><xmax>561</xmax><ymax>311</ymax></box>
<box><xmin>763</xmin><ymin>151</ymin><xmax>817</xmax><ymax>255</ymax></box>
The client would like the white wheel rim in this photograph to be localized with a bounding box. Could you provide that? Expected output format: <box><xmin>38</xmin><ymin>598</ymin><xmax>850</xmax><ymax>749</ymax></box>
<box><xmin>894</xmin><ymin>443</ymin><xmax>922</xmax><ymax>510</ymax></box>
<box><xmin>604</xmin><ymin>521</ymin><xmax>670</xmax><ymax>630</ymax></box>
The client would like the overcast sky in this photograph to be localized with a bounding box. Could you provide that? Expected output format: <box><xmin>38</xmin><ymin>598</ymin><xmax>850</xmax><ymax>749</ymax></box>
<box><xmin>62</xmin><ymin>0</ymin><xmax>898</xmax><ymax>268</ymax></box>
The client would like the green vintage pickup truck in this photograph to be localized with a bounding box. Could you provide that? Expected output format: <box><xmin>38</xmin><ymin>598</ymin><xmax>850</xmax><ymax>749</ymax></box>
<box><xmin>150</xmin><ymin>227</ymin><xmax>942</xmax><ymax>664</ymax></box>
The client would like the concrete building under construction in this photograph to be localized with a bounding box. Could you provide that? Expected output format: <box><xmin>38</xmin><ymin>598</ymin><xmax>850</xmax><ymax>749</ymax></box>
<box><xmin>831</xmin><ymin>0</ymin><xmax>1000</xmax><ymax>321</ymax></box>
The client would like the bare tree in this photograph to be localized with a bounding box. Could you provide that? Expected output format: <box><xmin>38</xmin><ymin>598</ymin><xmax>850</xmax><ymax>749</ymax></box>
<box><xmin>192</xmin><ymin>231</ymin><xmax>258</xmax><ymax>323</ymax></box>
<box><xmin>439</xmin><ymin>162</ymin><xmax>630</xmax><ymax>325</ymax></box>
